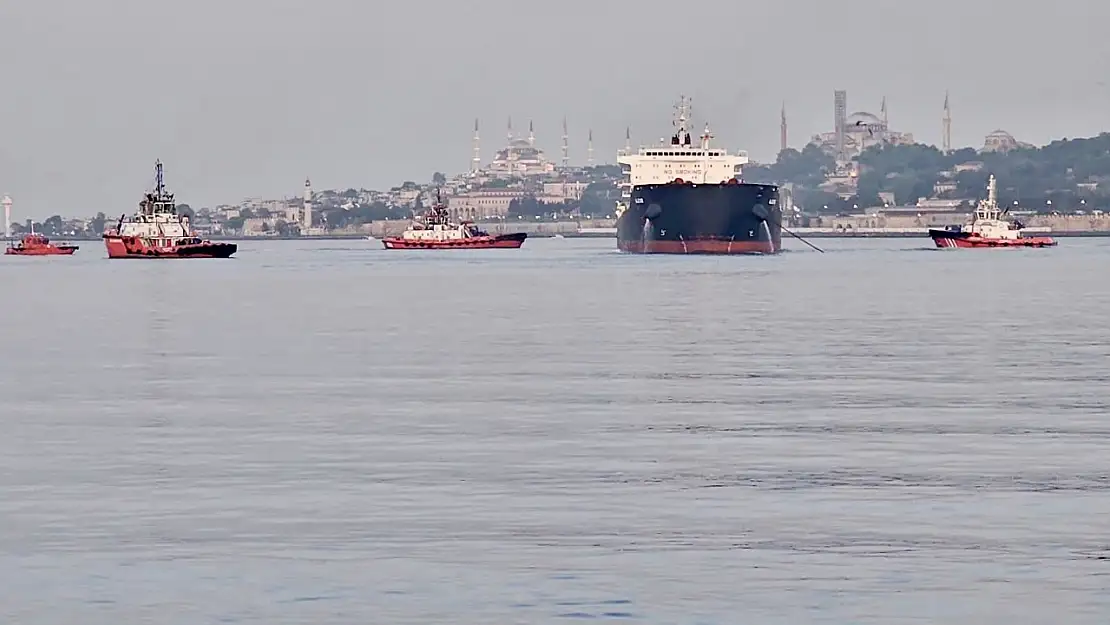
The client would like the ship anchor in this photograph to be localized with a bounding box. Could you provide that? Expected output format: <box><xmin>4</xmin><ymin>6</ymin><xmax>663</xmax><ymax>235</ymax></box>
<box><xmin>753</xmin><ymin>203</ymin><xmax>824</xmax><ymax>253</ymax></box>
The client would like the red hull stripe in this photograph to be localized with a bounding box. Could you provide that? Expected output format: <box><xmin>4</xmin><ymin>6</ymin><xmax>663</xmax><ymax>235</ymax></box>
<box><xmin>382</xmin><ymin>237</ymin><xmax>525</xmax><ymax>249</ymax></box>
<box><xmin>107</xmin><ymin>253</ymin><xmax>230</xmax><ymax>258</ymax></box>
<box><xmin>618</xmin><ymin>239</ymin><xmax>777</xmax><ymax>254</ymax></box>
<box><xmin>4</xmin><ymin>248</ymin><xmax>77</xmax><ymax>256</ymax></box>
<box><xmin>930</xmin><ymin>236</ymin><xmax>1056</xmax><ymax>248</ymax></box>
<box><xmin>103</xmin><ymin>236</ymin><xmax>236</xmax><ymax>258</ymax></box>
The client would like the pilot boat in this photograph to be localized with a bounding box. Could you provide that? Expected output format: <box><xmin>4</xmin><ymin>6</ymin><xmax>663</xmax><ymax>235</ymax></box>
<box><xmin>5</xmin><ymin>231</ymin><xmax>78</xmax><ymax>256</ymax></box>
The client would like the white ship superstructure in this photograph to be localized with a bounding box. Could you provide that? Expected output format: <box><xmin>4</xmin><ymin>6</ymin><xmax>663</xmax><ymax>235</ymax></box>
<box><xmin>615</xmin><ymin>96</ymin><xmax>748</xmax><ymax>215</ymax></box>
<box><xmin>959</xmin><ymin>175</ymin><xmax>1026</xmax><ymax>240</ymax></box>
<box><xmin>971</xmin><ymin>175</ymin><xmax>1009</xmax><ymax>230</ymax></box>
<box><xmin>113</xmin><ymin>160</ymin><xmax>192</xmax><ymax>242</ymax></box>
<box><xmin>400</xmin><ymin>199</ymin><xmax>484</xmax><ymax>242</ymax></box>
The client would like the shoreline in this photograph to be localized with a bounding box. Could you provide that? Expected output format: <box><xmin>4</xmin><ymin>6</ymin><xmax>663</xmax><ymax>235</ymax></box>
<box><xmin>8</xmin><ymin>230</ymin><xmax>1110</xmax><ymax>242</ymax></box>
<box><xmin>788</xmin><ymin>230</ymin><xmax>1110</xmax><ymax>238</ymax></box>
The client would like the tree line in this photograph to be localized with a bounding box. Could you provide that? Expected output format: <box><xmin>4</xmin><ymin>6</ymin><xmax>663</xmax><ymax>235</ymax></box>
<box><xmin>745</xmin><ymin>133</ymin><xmax>1110</xmax><ymax>213</ymax></box>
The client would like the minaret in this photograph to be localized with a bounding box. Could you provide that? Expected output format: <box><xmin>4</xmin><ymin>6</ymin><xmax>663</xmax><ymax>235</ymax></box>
<box><xmin>942</xmin><ymin>91</ymin><xmax>952</xmax><ymax>153</ymax></box>
<box><xmin>880</xmin><ymin>96</ymin><xmax>888</xmax><ymax>127</ymax></box>
<box><xmin>587</xmin><ymin>129</ymin><xmax>594</xmax><ymax>165</ymax></box>
<box><xmin>625</xmin><ymin>126</ymin><xmax>632</xmax><ymax>153</ymax></box>
<box><xmin>780</xmin><ymin>102</ymin><xmax>788</xmax><ymax>153</ymax></box>
<box><xmin>561</xmin><ymin>117</ymin><xmax>569</xmax><ymax>168</ymax></box>
<box><xmin>834</xmin><ymin>89</ymin><xmax>847</xmax><ymax>158</ymax></box>
<box><xmin>507</xmin><ymin>116</ymin><xmax>513</xmax><ymax>144</ymax></box>
<box><xmin>302</xmin><ymin>177</ymin><xmax>312</xmax><ymax>231</ymax></box>
<box><xmin>2</xmin><ymin>195</ymin><xmax>11</xmax><ymax>240</ymax></box>
<box><xmin>528</xmin><ymin>120</ymin><xmax>535</xmax><ymax>146</ymax></box>
<box><xmin>471</xmin><ymin>118</ymin><xmax>481</xmax><ymax>173</ymax></box>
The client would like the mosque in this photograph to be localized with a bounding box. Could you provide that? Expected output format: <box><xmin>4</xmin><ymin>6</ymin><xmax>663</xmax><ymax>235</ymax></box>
<box><xmin>477</xmin><ymin>118</ymin><xmax>556</xmax><ymax>178</ymax></box>
<box><xmin>448</xmin><ymin>117</ymin><xmax>597</xmax><ymax>219</ymax></box>
<box><xmin>981</xmin><ymin>129</ymin><xmax>1033</xmax><ymax>153</ymax></box>
<box><xmin>808</xmin><ymin>91</ymin><xmax>914</xmax><ymax>159</ymax></box>
<box><xmin>466</xmin><ymin>116</ymin><xmax>600</xmax><ymax>179</ymax></box>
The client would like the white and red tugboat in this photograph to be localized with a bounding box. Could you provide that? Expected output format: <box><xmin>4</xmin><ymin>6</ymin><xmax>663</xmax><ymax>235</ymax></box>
<box><xmin>929</xmin><ymin>175</ymin><xmax>1056</xmax><ymax>249</ymax></box>
<box><xmin>381</xmin><ymin>191</ymin><xmax>526</xmax><ymax>250</ymax></box>
<box><xmin>103</xmin><ymin>160</ymin><xmax>237</xmax><ymax>259</ymax></box>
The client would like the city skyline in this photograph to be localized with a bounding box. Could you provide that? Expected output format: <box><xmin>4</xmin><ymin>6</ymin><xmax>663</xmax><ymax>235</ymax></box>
<box><xmin>2</xmin><ymin>0</ymin><xmax>1110</xmax><ymax>217</ymax></box>
<box><xmin>0</xmin><ymin>97</ymin><xmax>1083</xmax><ymax>214</ymax></box>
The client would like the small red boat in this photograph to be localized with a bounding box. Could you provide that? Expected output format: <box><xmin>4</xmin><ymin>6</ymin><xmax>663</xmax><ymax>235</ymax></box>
<box><xmin>382</xmin><ymin>191</ymin><xmax>526</xmax><ymax>250</ymax></box>
<box><xmin>929</xmin><ymin>175</ymin><xmax>1056</xmax><ymax>249</ymax></box>
<box><xmin>5</xmin><ymin>232</ymin><xmax>78</xmax><ymax>256</ymax></box>
<box><xmin>103</xmin><ymin>160</ymin><xmax>237</xmax><ymax>259</ymax></box>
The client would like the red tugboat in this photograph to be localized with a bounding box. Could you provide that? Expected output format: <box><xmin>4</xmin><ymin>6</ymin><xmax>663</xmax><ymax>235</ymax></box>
<box><xmin>929</xmin><ymin>175</ymin><xmax>1056</xmax><ymax>248</ymax></box>
<box><xmin>5</xmin><ymin>231</ymin><xmax>78</xmax><ymax>256</ymax></box>
<box><xmin>381</xmin><ymin>191</ymin><xmax>526</xmax><ymax>250</ymax></box>
<box><xmin>103</xmin><ymin>160</ymin><xmax>237</xmax><ymax>259</ymax></box>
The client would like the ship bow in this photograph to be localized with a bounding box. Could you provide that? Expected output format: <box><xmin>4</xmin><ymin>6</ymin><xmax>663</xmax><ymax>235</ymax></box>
<box><xmin>618</xmin><ymin>182</ymin><xmax>782</xmax><ymax>254</ymax></box>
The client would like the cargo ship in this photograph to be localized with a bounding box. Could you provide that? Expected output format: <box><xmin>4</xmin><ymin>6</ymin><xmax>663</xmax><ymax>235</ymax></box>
<box><xmin>615</xmin><ymin>96</ymin><xmax>781</xmax><ymax>254</ymax></box>
<box><xmin>103</xmin><ymin>160</ymin><xmax>237</xmax><ymax>259</ymax></box>
<box><xmin>381</xmin><ymin>191</ymin><xmax>526</xmax><ymax>249</ymax></box>
<box><xmin>929</xmin><ymin>175</ymin><xmax>1056</xmax><ymax>248</ymax></box>
<box><xmin>5</xmin><ymin>231</ymin><xmax>78</xmax><ymax>256</ymax></box>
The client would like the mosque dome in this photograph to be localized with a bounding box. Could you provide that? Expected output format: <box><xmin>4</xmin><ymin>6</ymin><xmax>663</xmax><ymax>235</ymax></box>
<box><xmin>483</xmin><ymin>120</ymin><xmax>556</xmax><ymax>177</ymax></box>
<box><xmin>982</xmin><ymin>129</ymin><xmax>1020</xmax><ymax>152</ymax></box>
<box><xmin>846</xmin><ymin>111</ymin><xmax>884</xmax><ymax>127</ymax></box>
<box><xmin>495</xmin><ymin>139</ymin><xmax>546</xmax><ymax>162</ymax></box>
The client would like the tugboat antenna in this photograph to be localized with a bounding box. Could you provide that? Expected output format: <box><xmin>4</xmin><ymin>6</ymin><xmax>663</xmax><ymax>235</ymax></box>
<box><xmin>155</xmin><ymin>159</ymin><xmax>165</xmax><ymax>196</ymax></box>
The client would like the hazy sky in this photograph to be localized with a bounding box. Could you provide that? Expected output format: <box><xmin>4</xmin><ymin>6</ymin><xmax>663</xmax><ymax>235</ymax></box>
<box><xmin>2</xmin><ymin>0</ymin><xmax>1109</xmax><ymax>218</ymax></box>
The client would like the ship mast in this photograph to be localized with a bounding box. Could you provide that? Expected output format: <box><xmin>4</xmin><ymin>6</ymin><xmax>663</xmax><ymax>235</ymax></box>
<box><xmin>142</xmin><ymin>159</ymin><xmax>177</xmax><ymax>220</ymax></box>
<box><xmin>672</xmin><ymin>96</ymin><xmax>692</xmax><ymax>145</ymax></box>
<box><xmin>975</xmin><ymin>174</ymin><xmax>1000</xmax><ymax>222</ymax></box>
<box><xmin>700</xmin><ymin>122</ymin><xmax>713</xmax><ymax>183</ymax></box>
<box><xmin>2</xmin><ymin>195</ymin><xmax>11</xmax><ymax>241</ymax></box>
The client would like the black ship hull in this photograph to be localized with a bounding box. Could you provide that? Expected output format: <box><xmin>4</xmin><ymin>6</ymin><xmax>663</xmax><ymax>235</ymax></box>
<box><xmin>616</xmin><ymin>181</ymin><xmax>782</xmax><ymax>254</ymax></box>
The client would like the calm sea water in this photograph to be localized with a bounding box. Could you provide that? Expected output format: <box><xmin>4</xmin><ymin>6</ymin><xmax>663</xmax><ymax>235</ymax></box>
<box><xmin>2</xmin><ymin>236</ymin><xmax>1109</xmax><ymax>624</ymax></box>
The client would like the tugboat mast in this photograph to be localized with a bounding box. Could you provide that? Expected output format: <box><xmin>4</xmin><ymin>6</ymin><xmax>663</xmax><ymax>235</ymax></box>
<box><xmin>974</xmin><ymin>175</ymin><xmax>1001</xmax><ymax>223</ymax></box>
